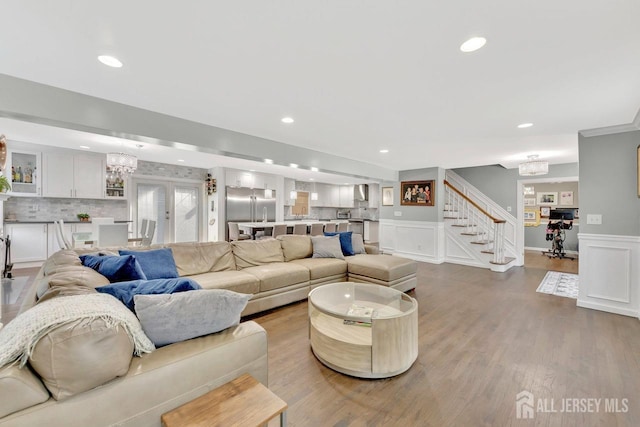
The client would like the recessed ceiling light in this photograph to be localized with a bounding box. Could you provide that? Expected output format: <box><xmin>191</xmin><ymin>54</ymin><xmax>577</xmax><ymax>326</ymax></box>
<box><xmin>264</xmin><ymin>158</ymin><xmax>273</xmax><ymax>164</ymax></box>
<box><xmin>79</xmin><ymin>145</ymin><xmax>90</xmax><ymax>149</ymax></box>
<box><xmin>281</xmin><ymin>117</ymin><xmax>294</xmax><ymax>124</ymax></box>
<box><xmin>249</xmin><ymin>169</ymin><xmax>256</xmax><ymax>172</ymax></box>
<box><xmin>98</xmin><ymin>55</ymin><xmax>123</xmax><ymax>68</ymax></box>
<box><xmin>178</xmin><ymin>159</ymin><xmax>185</xmax><ymax>162</ymax></box>
<box><xmin>290</xmin><ymin>163</ymin><xmax>298</xmax><ymax>168</ymax></box>
<box><xmin>460</xmin><ymin>37</ymin><xmax>486</xmax><ymax>53</ymax></box>
<box><xmin>309</xmin><ymin>178</ymin><xmax>314</xmax><ymax>181</ymax></box>
<box><xmin>379</xmin><ymin>149</ymin><xmax>389</xmax><ymax>153</ymax></box>
<box><xmin>311</xmin><ymin>167</ymin><xmax>319</xmax><ymax>172</ymax></box>
<box><xmin>517</xmin><ymin>123</ymin><xmax>534</xmax><ymax>129</ymax></box>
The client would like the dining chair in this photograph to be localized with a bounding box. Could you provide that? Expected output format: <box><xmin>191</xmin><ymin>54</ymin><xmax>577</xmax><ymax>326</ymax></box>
<box><xmin>57</xmin><ymin>219</ymin><xmax>72</xmax><ymax>249</ymax></box>
<box><xmin>142</xmin><ymin>220</ymin><xmax>156</xmax><ymax>246</ymax></box>
<box><xmin>140</xmin><ymin>219</ymin><xmax>149</xmax><ymax>240</ymax></box>
<box><xmin>228</xmin><ymin>222</ymin><xmax>250</xmax><ymax>241</ymax></box>
<box><xmin>337</xmin><ymin>222</ymin><xmax>349</xmax><ymax>232</ymax></box>
<box><xmin>91</xmin><ymin>217</ymin><xmax>114</xmax><ymax>247</ymax></box>
<box><xmin>293</xmin><ymin>223</ymin><xmax>307</xmax><ymax>235</ymax></box>
<box><xmin>310</xmin><ymin>223</ymin><xmax>324</xmax><ymax>236</ymax></box>
<box><xmin>97</xmin><ymin>224</ymin><xmax>129</xmax><ymax>247</ymax></box>
<box><xmin>324</xmin><ymin>223</ymin><xmax>337</xmax><ymax>233</ymax></box>
<box><xmin>271</xmin><ymin>224</ymin><xmax>287</xmax><ymax>238</ymax></box>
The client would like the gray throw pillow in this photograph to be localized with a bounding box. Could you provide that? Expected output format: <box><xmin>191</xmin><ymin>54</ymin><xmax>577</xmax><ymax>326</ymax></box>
<box><xmin>134</xmin><ymin>290</ymin><xmax>252</xmax><ymax>347</ymax></box>
<box><xmin>311</xmin><ymin>235</ymin><xmax>345</xmax><ymax>259</ymax></box>
<box><xmin>351</xmin><ymin>233</ymin><xmax>367</xmax><ymax>254</ymax></box>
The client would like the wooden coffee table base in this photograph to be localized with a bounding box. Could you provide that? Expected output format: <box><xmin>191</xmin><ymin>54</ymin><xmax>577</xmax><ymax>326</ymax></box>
<box><xmin>161</xmin><ymin>374</ymin><xmax>287</xmax><ymax>427</ymax></box>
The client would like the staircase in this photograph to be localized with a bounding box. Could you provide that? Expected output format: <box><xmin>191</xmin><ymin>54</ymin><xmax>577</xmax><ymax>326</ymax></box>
<box><xmin>444</xmin><ymin>171</ymin><xmax>518</xmax><ymax>272</ymax></box>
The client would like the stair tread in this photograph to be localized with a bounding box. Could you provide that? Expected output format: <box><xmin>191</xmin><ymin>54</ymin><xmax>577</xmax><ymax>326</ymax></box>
<box><xmin>470</xmin><ymin>240</ymin><xmax>493</xmax><ymax>245</ymax></box>
<box><xmin>451</xmin><ymin>224</ymin><xmax>475</xmax><ymax>228</ymax></box>
<box><xmin>461</xmin><ymin>232</ymin><xmax>481</xmax><ymax>236</ymax></box>
<box><xmin>481</xmin><ymin>250</ymin><xmax>494</xmax><ymax>254</ymax></box>
<box><xmin>489</xmin><ymin>257</ymin><xmax>516</xmax><ymax>265</ymax></box>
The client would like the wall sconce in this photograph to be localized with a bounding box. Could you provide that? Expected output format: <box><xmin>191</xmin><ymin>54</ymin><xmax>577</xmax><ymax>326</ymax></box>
<box><xmin>290</xmin><ymin>191</ymin><xmax>298</xmax><ymax>200</ymax></box>
<box><xmin>206</xmin><ymin>174</ymin><xmax>217</xmax><ymax>195</ymax></box>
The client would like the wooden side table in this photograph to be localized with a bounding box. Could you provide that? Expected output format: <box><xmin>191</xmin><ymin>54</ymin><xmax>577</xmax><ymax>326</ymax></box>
<box><xmin>161</xmin><ymin>374</ymin><xmax>287</xmax><ymax>427</ymax></box>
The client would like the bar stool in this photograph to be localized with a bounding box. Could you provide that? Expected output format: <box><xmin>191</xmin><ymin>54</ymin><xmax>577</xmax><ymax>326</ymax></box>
<box><xmin>337</xmin><ymin>223</ymin><xmax>349</xmax><ymax>232</ymax></box>
<box><xmin>272</xmin><ymin>224</ymin><xmax>287</xmax><ymax>238</ymax></box>
<box><xmin>324</xmin><ymin>223</ymin><xmax>337</xmax><ymax>233</ymax></box>
<box><xmin>310</xmin><ymin>223</ymin><xmax>324</xmax><ymax>236</ymax></box>
<box><xmin>293</xmin><ymin>223</ymin><xmax>308</xmax><ymax>235</ymax></box>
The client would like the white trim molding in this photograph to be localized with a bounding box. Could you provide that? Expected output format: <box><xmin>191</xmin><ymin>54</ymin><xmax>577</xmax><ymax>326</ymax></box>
<box><xmin>577</xmin><ymin>233</ymin><xmax>640</xmax><ymax>318</ymax></box>
<box><xmin>579</xmin><ymin>108</ymin><xmax>640</xmax><ymax>137</ymax></box>
<box><xmin>379</xmin><ymin>219</ymin><xmax>445</xmax><ymax>264</ymax></box>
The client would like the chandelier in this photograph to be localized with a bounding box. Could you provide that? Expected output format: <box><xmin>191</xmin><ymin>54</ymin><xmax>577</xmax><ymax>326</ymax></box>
<box><xmin>106</xmin><ymin>152</ymin><xmax>138</xmax><ymax>175</ymax></box>
<box><xmin>519</xmin><ymin>155</ymin><xmax>548</xmax><ymax>176</ymax></box>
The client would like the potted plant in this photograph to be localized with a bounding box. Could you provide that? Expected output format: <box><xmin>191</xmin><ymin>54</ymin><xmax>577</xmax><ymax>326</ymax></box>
<box><xmin>77</xmin><ymin>213</ymin><xmax>90</xmax><ymax>222</ymax></box>
<box><xmin>0</xmin><ymin>175</ymin><xmax>11</xmax><ymax>193</ymax></box>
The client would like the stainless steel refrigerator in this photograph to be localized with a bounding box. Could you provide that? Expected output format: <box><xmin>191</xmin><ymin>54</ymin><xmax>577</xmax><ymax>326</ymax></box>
<box><xmin>225</xmin><ymin>187</ymin><xmax>276</xmax><ymax>238</ymax></box>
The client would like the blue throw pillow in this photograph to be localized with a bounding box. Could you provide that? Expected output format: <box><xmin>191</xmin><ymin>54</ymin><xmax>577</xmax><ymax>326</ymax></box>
<box><xmin>119</xmin><ymin>248</ymin><xmax>179</xmax><ymax>280</ymax></box>
<box><xmin>324</xmin><ymin>231</ymin><xmax>355</xmax><ymax>256</ymax></box>
<box><xmin>80</xmin><ymin>254</ymin><xmax>147</xmax><ymax>283</ymax></box>
<box><xmin>96</xmin><ymin>277</ymin><xmax>201</xmax><ymax>311</ymax></box>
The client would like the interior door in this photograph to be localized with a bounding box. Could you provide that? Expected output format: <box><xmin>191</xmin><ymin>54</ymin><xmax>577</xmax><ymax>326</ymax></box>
<box><xmin>132</xmin><ymin>179</ymin><xmax>202</xmax><ymax>244</ymax></box>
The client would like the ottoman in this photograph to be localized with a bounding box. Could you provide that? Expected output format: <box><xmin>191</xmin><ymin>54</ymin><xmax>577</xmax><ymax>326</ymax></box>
<box><xmin>346</xmin><ymin>254</ymin><xmax>417</xmax><ymax>292</ymax></box>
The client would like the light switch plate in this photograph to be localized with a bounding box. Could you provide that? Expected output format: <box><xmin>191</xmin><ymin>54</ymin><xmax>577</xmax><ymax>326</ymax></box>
<box><xmin>394</xmin><ymin>211</ymin><xmax>402</xmax><ymax>217</ymax></box>
<box><xmin>586</xmin><ymin>214</ymin><xmax>602</xmax><ymax>225</ymax></box>
<box><xmin>507</xmin><ymin>206</ymin><xmax>512</xmax><ymax>212</ymax></box>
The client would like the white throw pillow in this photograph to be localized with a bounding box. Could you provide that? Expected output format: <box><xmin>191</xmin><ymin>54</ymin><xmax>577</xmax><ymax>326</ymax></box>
<box><xmin>134</xmin><ymin>290</ymin><xmax>252</xmax><ymax>347</ymax></box>
<box><xmin>351</xmin><ymin>233</ymin><xmax>367</xmax><ymax>254</ymax></box>
<box><xmin>311</xmin><ymin>235</ymin><xmax>345</xmax><ymax>259</ymax></box>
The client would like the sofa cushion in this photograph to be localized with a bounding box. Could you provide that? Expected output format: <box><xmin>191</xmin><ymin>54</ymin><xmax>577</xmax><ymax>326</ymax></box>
<box><xmin>277</xmin><ymin>235</ymin><xmax>313</xmax><ymax>261</ymax></box>
<box><xmin>324</xmin><ymin>231</ymin><xmax>355</xmax><ymax>256</ymax></box>
<box><xmin>242</xmin><ymin>263</ymin><xmax>309</xmax><ymax>292</ymax></box>
<box><xmin>347</xmin><ymin>254</ymin><xmax>417</xmax><ymax>281</ymax></box>
<box><xmin>0</xmin><ymin>364</ymin><xmax>50</xmax><ymax>418</ymax></box>
<box><xmin>134</xmin><ymin>290</ymin><xmax>251</xmax><ymax>347</ymax></box>
<box><xmin>167</xmin><ymin>242</ymin><xmax>236</xmax><ymax>276</ymax></box>
<box><xmin>96</xmin><ymin>278</ymin><xmax>201</xmax><ymax>311</ymax></box>
<box><xmin>80</xmin><ymin>254</ymin><xmax>147</xmax><ymax>283</ymax></box>
<box><xmin>42</xmin><ymin>250</ymin><xmax>82</xmax><ymax>276</ymax></box>
<box><xmin>119</xmin><ymin>248</ymin><xmax>179</xmax><ymax>279</ymax></box>
<box><xmin>231</xmin><ymin>239</ymin><xmax>284</xmax><ymax>269</ymax></box>
<box><xmin>29</xmin><ymin>317</ymin><xmax>134</xmax><ymax>401</ymax></box>
<box><xmin>351</xmin><ymin>233</ymin><xmax>367</xmax><ymax>255</ymax></box>
<box><xmin>290</xmin><ymin>257</ymin><xmax>348</xmax><ymax>280</ymax></box>
<box><xmin>37</xmin><ymin>277</ymin><xmax>97</xmax><ymax>304</ymax></box>
<box><xmin>36</xmin><ymin>266</ymin><xmax>110</xmax><ymax>299</ymax></box>
<box><xmin>188</xmin><ymin>270</ymin><xmax>260</xmax><ymax>295</ymax></box>
<box><xmin>311</xmin><ymin>235</ymin><xmax>344</xmax><ymax>259</ymax></box>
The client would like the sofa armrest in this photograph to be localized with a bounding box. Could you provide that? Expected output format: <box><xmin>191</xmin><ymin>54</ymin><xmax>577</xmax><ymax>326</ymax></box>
<box><xmin>364</xmin><ymin>245</ymin><xmax>379</xmax><ymax>255</ymax></box>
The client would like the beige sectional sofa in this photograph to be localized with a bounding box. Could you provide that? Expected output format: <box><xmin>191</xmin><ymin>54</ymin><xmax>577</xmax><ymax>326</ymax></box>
<box><xmin>0</xmin><ymin>234</ymin><xmax>416</xmax><ymax>426</ymax></box>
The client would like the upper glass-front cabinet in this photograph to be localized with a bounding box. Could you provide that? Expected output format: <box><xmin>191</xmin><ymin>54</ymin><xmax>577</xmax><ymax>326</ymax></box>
<box><xmin>105</xmin><ymin>166</ymin><xmax>126</xmax><ymax>199</ymax></box>
<box><xmin>7</xmin><ymin>150</ymin><xmax>41</xmax><ymax>197</ymax></box>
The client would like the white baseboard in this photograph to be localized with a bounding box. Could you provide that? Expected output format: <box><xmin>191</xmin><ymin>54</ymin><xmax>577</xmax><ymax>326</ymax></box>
<box><xmin>577</xmin><ymin>299</ymin><xmax>638</xmax><ymax>318</ymax></box>
<box><xmin>525</xmin><ymin>246</ymin><xmax>579</xmax><ymax>255</ymax></box>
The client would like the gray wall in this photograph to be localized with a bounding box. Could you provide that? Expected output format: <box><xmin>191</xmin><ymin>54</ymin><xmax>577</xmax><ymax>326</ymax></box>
<box><xmin>579</xmin><ymin>130</ymin><xmax>640</xmax><ymax>236</ymax></box>
<box><xmin>525</xmin><ymin>224</ymin><xmax>580</xmax><ymax>252</ymax></box>
<box><xmin>453</xmin><ymin>163</ymin><xmax>579</xmax><ymax>213</ymax></box>
<box><xmin>379</xmin><ymin>167</ymin><xmax>443</xmax><ymax>222</ymax></box>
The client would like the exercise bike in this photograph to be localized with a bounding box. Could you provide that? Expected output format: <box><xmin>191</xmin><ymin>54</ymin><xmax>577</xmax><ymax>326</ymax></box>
<box><xmin>542</xmin><ymin>219</ymin><xmax>575</xmax><ymax>260</ymax></box>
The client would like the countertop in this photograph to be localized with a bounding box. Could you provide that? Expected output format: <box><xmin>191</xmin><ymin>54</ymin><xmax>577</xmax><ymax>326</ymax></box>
<box><xmin>4</xmin><ymin>219</ymin><xmax>132</xmax><ymax>224</ymax></box>
<box><xmin>348</xmin><ymin>218</ymin><xmax>379</xmax><ymax>222</ymax></box>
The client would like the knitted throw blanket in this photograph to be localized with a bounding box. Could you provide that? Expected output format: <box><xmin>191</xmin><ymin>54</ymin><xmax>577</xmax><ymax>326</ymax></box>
<box><xmin>0</xmin><ymin>293</ymin><xmax>155</xmax><ymax>367</ymax></box>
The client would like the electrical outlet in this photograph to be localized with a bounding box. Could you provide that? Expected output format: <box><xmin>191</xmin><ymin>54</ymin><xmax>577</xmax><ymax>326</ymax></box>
<box><xmin>394</xmin><ymin>211</ymin><xmax>402</xmax><ymax>217</ymax></box>
<box><xmin>586</xmin><ymin>214</ymin><xmax>602</xmax><ymax>225</ymax></box>
<box><xmin>507</xmin><ymin>206</ymin><xmax>512</xmax><ymax>212</ymax></box>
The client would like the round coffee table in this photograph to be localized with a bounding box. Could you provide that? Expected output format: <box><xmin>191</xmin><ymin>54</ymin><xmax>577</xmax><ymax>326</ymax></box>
<box><xmin>308</xmin><ymin>282</ymin><xmax>418</xmax><ymax>378</ymax></box>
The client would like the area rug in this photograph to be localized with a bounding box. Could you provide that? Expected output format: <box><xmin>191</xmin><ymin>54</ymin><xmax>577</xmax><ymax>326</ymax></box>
<box><xmin>536</xmin><ymin>271</ymin><xmax>579</xmax><ymax>299</ymax></box>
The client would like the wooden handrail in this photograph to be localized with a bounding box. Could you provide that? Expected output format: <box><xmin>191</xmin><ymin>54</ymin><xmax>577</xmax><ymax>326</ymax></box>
<box><xmin>444</xmin><ymin>180</ymin><xmax>506</xmax><ymax>224</ymax></box>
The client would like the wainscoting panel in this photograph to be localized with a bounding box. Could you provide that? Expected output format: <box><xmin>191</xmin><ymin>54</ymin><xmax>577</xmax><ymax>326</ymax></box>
<box><xmin>577</xmin><ymin>233</ymin><xmax>640</xmax><ymax>318</ymax></box>
<box><xmin>379</xmin><ymin>220</ymin><xmax>444</xmax><ymax>264</ymax></box>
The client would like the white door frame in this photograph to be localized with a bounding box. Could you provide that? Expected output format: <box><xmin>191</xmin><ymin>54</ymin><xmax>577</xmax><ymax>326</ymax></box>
<box><xmin>516</xmin><ymin>175</ymin><xmax>579</xmax><ymax>262</ymax></box>
<box><xmin>130</xmin><ymin>176</ymin><xmax>206</xmax><ymax>243</ymax></box>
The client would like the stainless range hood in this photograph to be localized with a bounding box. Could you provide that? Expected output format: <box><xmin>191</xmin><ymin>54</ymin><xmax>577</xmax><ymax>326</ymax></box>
<box><xmin>354</xmin><ymin>184</ymin><xmax>369</xmax><ymax>202</ymax></box>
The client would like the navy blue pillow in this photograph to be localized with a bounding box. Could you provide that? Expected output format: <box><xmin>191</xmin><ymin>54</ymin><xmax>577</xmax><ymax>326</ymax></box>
<box><xmin>324</xmin><ymin>231</ymin><xmax>355</xmax><ymax>256</ymax></box>
<box><xmin>80</xmin><ymin>254</ymin><xmax>147</xmax><ymax>283</ymax></box>
<box><xmin>119</xmin><ymin>248</ymin><xmax>179</xmax><ymax>280</ymax></box>
<box><xmin>96</xmin><ymin>278</ymin><xmax>201</xmax><ymax>311</ymax></box>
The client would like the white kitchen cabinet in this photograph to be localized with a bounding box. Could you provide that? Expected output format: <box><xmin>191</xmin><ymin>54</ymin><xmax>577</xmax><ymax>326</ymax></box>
<box><xmin>47</xmin><ymin>222</ymin><xmax>73</xmax><ymax>254</ymax></box>
<box><xmin>339</xmin><ymin>185</ymin><xmax>354</xmax><ymax>208</ymax></box>
<box><xmin>43</xmin><ymin>153</ymin><xmax>104</xmax><ymax>199</ymax></box>
<box><xmin>328</xmin><ymin>185</ymin><xmax>340</xmax><ymax>207</ymax></box>
<box><xmin>364</xmin><ymin>221</ymin><xmax>379</xmax><ymax>243</ymax></box>
<box><xmin>5</xmin><ymin>223</ymin><xmax>48</xmax><ymax>263</ymax></box>
<box><xmin>284</xmin><ymin>179</ymin><xmax>296</xmax><ymax>206</ymax></box>
<box><xmin>226</xmin><ymin>170</ymin><xmax>277</xmax><ymax>190</ymax></box>
<box><xmin>7</xmin><ymin>150</ymin><xmax>42</xmax><ymax>197</ymax></box>
<box><xmin>368</xmin><ymin>183</ymin><xmax>380</xmax><ymax>208</ymax></box>
<box><xmin>310</xmin><ymin>183</ymin><xmax>325</xmax><ymax>207</ymax></box>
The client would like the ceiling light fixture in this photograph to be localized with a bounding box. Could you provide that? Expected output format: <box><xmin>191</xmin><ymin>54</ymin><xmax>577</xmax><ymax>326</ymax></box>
<box><xmin>460</xmin><ymin>37</ymin><xmax>487</xmax><ymax>53</ymax></box>
<box><xmin>98</xmin><ymin>55</ymin><xmax>123</xmax><ymax>68</ymax></box>
<box><xmin>281</xmin><ymin>117</ymin><xmax>294</xmax><ymax>124</ymax></box>
<box><xmin>264</xmin><ymin>158</ymin><xmax>273</xmax><ymax>164</ymax></box>
<box><xmin>178</xmin><ymin>159</ymin><xmax>185</xmax><ymax>162</ymax></box>
<box><xmin>519</xmin><ymin>155</ymin><xmax>548</xmax><ymax>176</ymax></box>
<box><xmin>311</xmin><ymin>167</ymin><xmax>319</xmax><ymax>172</ymax></box>
<box><xmin>290</xmin><ymin>163</ymin><xmax>298</xmax><ymax>168</ymax></box>
<box><xmin>517</xmin><ymin>123</ymin><xmax>534</xmax><ymax>129</ymax></box>
<box><xmin>106</xmin><ymin>152</ymin><xmax>137</xmax><ymax>176</ymax></box>
<box><xmin>379</xmin><ymin>149</ymin><xmax>389</xmax><ymax>153</ymax></box>
<box><xmin>79</xmin><ymin>145</ymin><xmax>90</xmax><ymax>149</ymax></box>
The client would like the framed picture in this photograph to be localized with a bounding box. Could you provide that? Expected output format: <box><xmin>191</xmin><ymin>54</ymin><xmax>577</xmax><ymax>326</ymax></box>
<box><xmin>400</xmin><ymin>180</ymin><xmax>434</xmax><ymax>206</ymax></box>
<box><xmin>540</xmin><ymin>206</ymin><xmax>551</xmax><ymax>218</ymax></box>
<box><xmin>536</xmin><ymin>192</ymin><xmax>558</xmax><ymax>206</ymax></box>
<box><xmin>574</xmin><ymin>208</ymin><xmax>579</xmax><ymax>219</ymax></box>
<box><xmin>382</xmin><ymin>187</ymin><xmax>394</xmax><ymax>206</ymax></box>
<box><xmin>524</xmin><ymin>208</ymin><xmax>539</xmax><ymax>226</ymax></box>
<box><xmin>560</xmin><ymin>191</ymin><xmax>574</xmax><ymax>206</ymax></box>
<box><xmin>524</xmin><ymin>198</ymin><xmax>536</xmax><ymax>206</ymax></box>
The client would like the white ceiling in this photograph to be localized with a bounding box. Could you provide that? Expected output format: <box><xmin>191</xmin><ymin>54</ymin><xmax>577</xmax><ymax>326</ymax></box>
<box><xmin>1</xmin><ymin>1</ymin><xmax>639</xmax><ymax>176</ymax></box>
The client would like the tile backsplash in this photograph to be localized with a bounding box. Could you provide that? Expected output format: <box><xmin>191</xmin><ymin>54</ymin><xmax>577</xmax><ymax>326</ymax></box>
<box><xmin>4</xmin><ymin>197</ymin><xmax>128</xmax><ymax>222</ymax></box>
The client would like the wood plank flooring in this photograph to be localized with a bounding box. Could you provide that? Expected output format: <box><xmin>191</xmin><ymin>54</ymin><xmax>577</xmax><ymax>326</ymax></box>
<box><xmin>253</xmin><ymin>257</ymin><xmax>639</xmax><ymax>426</ymax></box>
